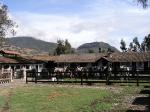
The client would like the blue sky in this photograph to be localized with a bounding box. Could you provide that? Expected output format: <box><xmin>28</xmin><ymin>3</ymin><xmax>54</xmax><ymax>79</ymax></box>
<box><xmin>3</xmin><ymin>0</ymin><xmax>150</xmax><ymax>49</ymax></box>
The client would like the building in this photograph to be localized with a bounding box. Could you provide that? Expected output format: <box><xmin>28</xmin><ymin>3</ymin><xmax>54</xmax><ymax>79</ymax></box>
<box><xmin>55</xmin><ymin>53</ymin><xmax>107</xmax><ymax>68</ymax></box>
<box><xmin>97</xmin><ymin>52</ymin><xmax>150</xmax><ymax>71</ymax></box>
<box><xmin>0</xmin><ymin>50</ymin><xmax>44</xmax><ymax>82</ymax></box>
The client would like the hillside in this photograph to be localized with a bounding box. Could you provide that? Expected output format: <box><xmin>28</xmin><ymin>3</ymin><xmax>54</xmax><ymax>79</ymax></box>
<box><xmin>77</xmin><ymin>42</ymin><xmax>119</xmax><ymax>53</ymax></box>
<box><xmin>6</xmin><ymin>37</ymin><xmax>119</xmax><ymax>55</ymax></box>
<box><xmin>7</xmin><ymin>37</ymin><xmax>57</xmax><ymax>54</ymax></box>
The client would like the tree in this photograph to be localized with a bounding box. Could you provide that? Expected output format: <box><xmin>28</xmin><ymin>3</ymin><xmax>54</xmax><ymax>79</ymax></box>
<box><xmin>132</xmin><ymin>37</ymin><xmax>140</xmax><ymax>52</ymax></box>
<box><xmin>88</xmin><ymin>49</ymin><xmax>95</xmax><ymax>53</ymax></box>
<box><xmin>0</xmin><ymin>3</ymin><xmax>17</xmax><ymax>47</ymax></box>
<box><xmin>120</xmin><ymin>39</ymin><xmax>127</xmax><ymax>52</ymax></box>
<box><xmin>107</xmin><ymin>48</ymin><xmax>114</xmax><ymax>53</ymax></box>
<box><xmin>143</xmin><ymin>34</ymin><xmax>150</xmax><ymax>51</ymax></box>
<box><xmin>99</xmin><ymin>48</ymin><xmax>102</xmax><ymax>53</ymax></box>
<box><xmin>129</xmin><ymin>42</ymin><xmax>134</xmax><ymax>51</ymax></box>
<box><xmin>137</xmin><ymin>0</ymin><xmax>149</xmax><ymax>8</ymax></box>
<box><xmin>54</xmin><ymin>39</ymin><xmax>65</xmax><ymax>55</ymax></box>
<box><xmin>140</xmin><ymin>42</ymin><xmax>146</xmax><ymax>52</ymax></box>
<box><xmin>54</xmin><ymin>39</ymin><xmax>74</xmax><ymax>55</ymax></box>
<box><xmin>64</xmin><ymin>39</ymin><xmax>72</xmax><ymax>54</ymax></box>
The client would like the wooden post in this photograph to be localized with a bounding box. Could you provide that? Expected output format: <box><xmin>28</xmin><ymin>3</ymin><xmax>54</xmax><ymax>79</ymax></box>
<box><xmin>106</xmin><ymin>68</ymin><xmax>109</xmax><ymax>85</ymax></box>
<box><xmin>35</xmin><ymin>72</ymin><xmax>37</xmax><ymax>83</ymax></box>
<box><xmin>23</xmin><ymin>66</ymin><xmax>27</xmax><ymax>81</ymax></box>
<box><xmin>106</xmin><ymin>71</ymin><xmax>111</xmax><ymax>85</ymax></box>
<box><xmin>1</xmin><ymin>65</ymin><xmax>4</xmax><ymax>74</ymax></box>
<box><xmin>10</xmin><ymin>69</ymin><xmax>13</xmax><ymax>82</ymax></box>
<box><xmin>81</xmin><ymin>71</ymin><xmax>83</xmax><ymax>85</ymax></box>
<box><xmin>106</xmin><ymin>62</ymin><xmax>112</xmax><ymax>85</ymax></box>
<box><xmin>136</xmin><ymin>70</ymin><xmax>139</xmax><ymax>86</ymax></box>
<box><xmin>57</xmin><ymin>73</ymin><xmax>59</xmax><ymax>84</ymax></box>
<box><xmin>26</xmin><ymin>71</ymin><xmax>28</xmax><ymax>84</ymax></box>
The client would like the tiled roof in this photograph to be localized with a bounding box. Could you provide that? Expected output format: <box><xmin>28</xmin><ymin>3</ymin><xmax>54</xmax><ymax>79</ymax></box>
<box><xmin>55</xmin><ymin>53</ymin><xmax>107</xmax><ymax>63</ymax></box>
<box><xmin>103</xmin><ymin>52</ymin><xmax>150</xmax><ymax>62</ymax></box>
<box><xmin>31</xmin><ymin>55</ymin><xmax>59</xmax><ymax>62</ymax></box>
<box><xmin>0</xmin><ymin>50</ymin><xmax>20</xmax><ymax>55</ymax></box>
<box><xmin>18</xmin><ymin>52</ymin><xmax>150</xmax><ymax>63</ymax></box>
<box><xmin>17</xmin><ymin>56</ymin><xmax>44</xmax><ymax>64</ymax></box>
<box><xmin>0</xmin><ymin>57</ymin><xmax>18</xmax><ymax>63</ymax></box>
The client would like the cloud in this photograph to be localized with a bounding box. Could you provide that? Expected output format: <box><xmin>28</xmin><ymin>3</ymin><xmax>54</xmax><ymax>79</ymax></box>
<box><xmin>11</xmin><ymin>0</ymin><xmax>150</xmax><ymax>50</ymax></box>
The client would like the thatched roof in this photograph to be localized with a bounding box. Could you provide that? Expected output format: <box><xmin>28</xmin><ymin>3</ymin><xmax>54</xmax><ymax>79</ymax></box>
<box><xmin>55</xmin><ymin>53</ymin><xmax>107</xmax><ymax>63</ymax></box>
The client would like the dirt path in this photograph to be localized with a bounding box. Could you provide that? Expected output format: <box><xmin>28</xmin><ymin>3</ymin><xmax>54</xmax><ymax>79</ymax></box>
<box><xmin>125</xmin><ymin>87</ymin><xmax>150</xmax><ymax>112</ymax></box>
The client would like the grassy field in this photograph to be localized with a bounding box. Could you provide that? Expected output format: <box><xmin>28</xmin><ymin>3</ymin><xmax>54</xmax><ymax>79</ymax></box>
<box><xmin>0</xmin><ymin>84</ymin><xmax>146</xmax><ymax>112</ymax></box>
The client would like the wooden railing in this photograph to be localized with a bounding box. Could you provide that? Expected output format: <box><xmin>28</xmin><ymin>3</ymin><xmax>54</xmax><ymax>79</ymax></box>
<box><xmin>26</xmin><ymin>70</ymin><xmax>150</xmax><ymax>86</ymax></box>
<box><xmin>0</xmin><ymin>70</ymin><xmax>11</xmax><ymax>84</ymax></box>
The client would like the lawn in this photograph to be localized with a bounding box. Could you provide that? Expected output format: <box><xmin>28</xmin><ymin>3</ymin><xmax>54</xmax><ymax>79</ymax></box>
<box><xmin>0</xmin><ymin>84</ymin><xmax>144</xmax><ymax>112</ymax></box>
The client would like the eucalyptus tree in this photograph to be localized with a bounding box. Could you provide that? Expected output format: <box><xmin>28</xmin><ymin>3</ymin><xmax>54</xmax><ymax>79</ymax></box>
<box><xmin>0</xmin><ymin>3</ymin><xmax>17</xmax><ymax>47</ymax></box>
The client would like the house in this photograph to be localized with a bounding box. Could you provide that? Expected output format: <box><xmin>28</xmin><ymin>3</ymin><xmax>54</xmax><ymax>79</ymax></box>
<box><xmin>30</xmin><ymin>55</ymin><xmax>58</xmax><ymax>69</ymax></box>
<box><xmin>44</xmin><ymin>52</ymin><xmax>150</xmax><ymax>71</ymax></box>
<box><xmin>0</xmin><ymin>50</ymin><xmax>45</xmax><ymax>81</ymax></box>
<box><xmin>0</xmin><ymin>50</ymin><xmax>20</xmax><ymax>57</ymax></box>
<box><xmin>97</xmin><ymin>52</ymin><xmax>150</xmax><ymax>71</ymax></box>
<box><xmin>55</xmin><ymin>53</ymin><xmax>107</xmax><ymax>68</ymax></box>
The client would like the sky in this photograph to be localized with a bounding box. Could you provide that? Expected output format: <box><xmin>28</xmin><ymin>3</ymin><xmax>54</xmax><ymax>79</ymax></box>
<box><xmin>3</xmin><ymin>0</ymin><xmax>150</xmax><ymax>49</ymax></box>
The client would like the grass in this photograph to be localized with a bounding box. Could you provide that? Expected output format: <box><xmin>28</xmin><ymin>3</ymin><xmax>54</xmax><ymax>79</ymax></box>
<box><xmin>0</xmin><ymin>96</ymin><xmax>5</xmax><ymax>107</ymax></box>
<box><xmin>0</xmin><ymin>84</ymin><xmax>145</xmax><ymax>112</ymax></box>
<box><xmin>0</xmin><ymin>85</ymin><xmax>113</xmax><ymax>112</ymax></box>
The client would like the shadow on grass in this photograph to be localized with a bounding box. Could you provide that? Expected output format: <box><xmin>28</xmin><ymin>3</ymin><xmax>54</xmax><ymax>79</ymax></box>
<box><xmin>126</xmin><ymin>86</ymin><xmax>150</xmax><ymax>112</ymax></box>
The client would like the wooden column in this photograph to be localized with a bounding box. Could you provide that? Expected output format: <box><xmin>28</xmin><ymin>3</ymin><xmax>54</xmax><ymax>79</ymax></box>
<box><xmin>23</xmin><ymin>66</ymin><xmax>27</xmax><ymax>81</ymax></box>
<box><xmin>1</xmin><ymin>65</ymin><xmax>4</xmax><ymax>74</ymax></box>
<box><xmin>10</xmin><ymin>69</ymin><xmax>13</xmax><ymax>82</ymax></box>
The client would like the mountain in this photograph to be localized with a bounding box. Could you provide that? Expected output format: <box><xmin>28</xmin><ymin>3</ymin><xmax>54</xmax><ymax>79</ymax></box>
<box><xmin>77</xmin><ymin>42</ymin><xmax>119</xmax><ymax>53</ymax></box>
<box><xmin>7</xmin><ymin>36</ymin><xmax>57</xmax><ymax>54</ymax></box>
<box><xmin>7</xmin><ymin>37</ymin><xmax>119</xmax><ymax>55</ymax></box>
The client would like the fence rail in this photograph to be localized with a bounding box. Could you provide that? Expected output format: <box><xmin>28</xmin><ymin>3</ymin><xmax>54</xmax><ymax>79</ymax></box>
<box><xmin>0</xmin><ymin>72</ymin><xmax>11</xmax><ymax>84</ymax></box>
<box><xmin>26</xmin><ymin>70</ymin><xmax>150</xmax><ymax>86</ymax></box>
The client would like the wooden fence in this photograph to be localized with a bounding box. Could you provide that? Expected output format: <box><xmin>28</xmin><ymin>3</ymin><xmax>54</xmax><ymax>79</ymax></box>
<box><xmin>26</xmin><ymin>70</ymin><xmax>150</xmax><ymax>86</ymax></box>
<box><xmin>0</xmin><ymin>70</ymin><xmax>11</xmax><ymax>84</ymax></box>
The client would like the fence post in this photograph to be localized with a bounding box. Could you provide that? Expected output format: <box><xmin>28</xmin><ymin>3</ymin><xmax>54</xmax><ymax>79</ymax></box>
<box><xmin>35</xmin><ymin>72</ymin><xmax>37</xmax><ymax>83</ymax></box>
<box><xmin>26</xmin><ymin>72</ymin><xmax>28</xmax><ymax>84</ymax></box>
<box><xmin>106</xmin><ymin>71</ymin><xmax>111</xmax><ymax>85</ymax></box>
<box><xmin>136</xmin><ymin>70</ymin><xmax>139</xmax><ymax>86</ymax></box>
<box><xmin>81</xmin><ymin>71</ymin><xmax>83</xmax><ymax>85</ymax></box>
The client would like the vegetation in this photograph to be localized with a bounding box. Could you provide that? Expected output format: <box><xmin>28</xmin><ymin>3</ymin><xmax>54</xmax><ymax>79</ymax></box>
<box><xmin>120</xmin><ymin>34</ymin><xmax>150</xmax><ymax>52</ymax></box>
<box><xmin>0</xmin><ymin>84</ymin><xmax>145</xmax><ymax>112</ymax></box>
<box><xmin>77</xmin><ymin>42</ymin><xmax>118</xmax><ymax>53</ymax></box>
<box><xmin>88</xmin><ymin>49</ymin><xmax>95</xmax><ymax>53</ymax></box>
<box><xmin>138</xmin><ymin>0</ymin><xmax>149</xmax><ymax>8</ymax></box>
<box><xmin>120</xmin><ymin>39</ymin><xmax>127</xmax><ymax>52</ymax></box>
<box><xmin>54</xmin><ymin>39</ymin><xmax>74</xmax><ymax>55</ymax></box>
<box><xmin>0</xmin><ymin>2</ymin><xmax>17</xmax><ymax>47</ymax></box>
<box><xmin>8</xmin><ymin>36</ymin><xmax>57</xmax><ymax>54</ymax></box>
<box><xmin>143</xmin><ymin>34</ymin><xmax>150</xmax><ymax>51</ymax></box>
